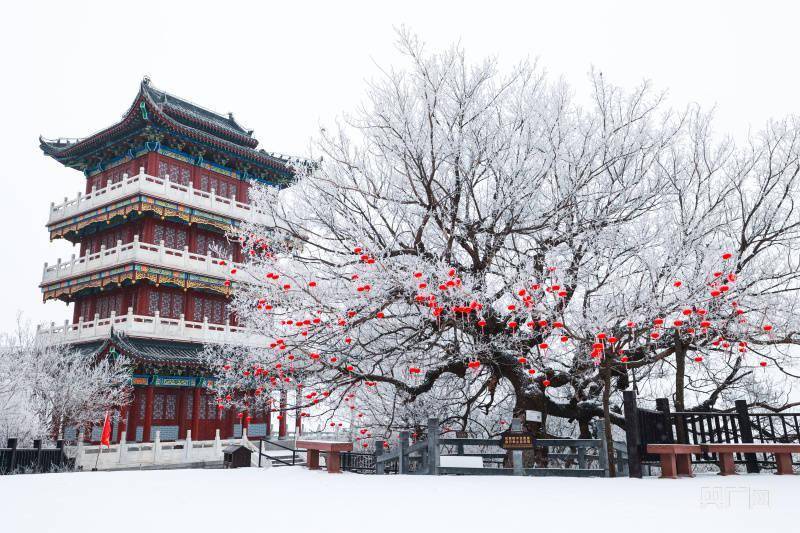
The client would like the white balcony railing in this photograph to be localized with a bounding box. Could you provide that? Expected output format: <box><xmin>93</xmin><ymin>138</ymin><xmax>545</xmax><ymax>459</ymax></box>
<box><xmin>48</xmin><ymin>168</ymin><xmax>270</xmax><ymax>225</ymax></box>
<box><xmin>41</xmin><ymin>235</ymin><xmax>241</xmax><ymax>284</ymax></box>
<box><xmin>36</xmin><ymin>308</ymin><xmax>266</xmax><ymax>346</ymax></box>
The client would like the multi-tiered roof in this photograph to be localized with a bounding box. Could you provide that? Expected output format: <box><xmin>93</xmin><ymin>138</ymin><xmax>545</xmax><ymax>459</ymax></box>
<box><xmin>41</xmin><ymin>77</ymin><xmax>292</xmax><ymax>183</ymax></box>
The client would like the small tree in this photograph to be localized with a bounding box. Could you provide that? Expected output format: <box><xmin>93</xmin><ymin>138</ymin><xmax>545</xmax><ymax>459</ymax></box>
<box><xmin>0</xmin><ymin>318</ymin><xmax>131</xmax><ymax>443</ymax></box>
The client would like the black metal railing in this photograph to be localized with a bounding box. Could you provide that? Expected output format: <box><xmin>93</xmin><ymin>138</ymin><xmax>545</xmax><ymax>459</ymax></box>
<box><xmin>340</xmin><ymin>452</ymin><xmax>377</xmax><ymax>474</ymax></box>
<box><xmin>1</xmin><ymin>439</ymin><xmax>73</xmax><ymax>475</ymax></box>
<box><xmin>256</xmin><ymin>438</ymin><xmax>299</xmax><ymax>467</ymax></box>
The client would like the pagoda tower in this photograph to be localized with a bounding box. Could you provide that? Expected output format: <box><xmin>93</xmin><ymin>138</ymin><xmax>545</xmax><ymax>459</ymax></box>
<box><xmin>38</xmin><ymin>78</ymin><xmax>291</xmax><ymax>443</ymax></box>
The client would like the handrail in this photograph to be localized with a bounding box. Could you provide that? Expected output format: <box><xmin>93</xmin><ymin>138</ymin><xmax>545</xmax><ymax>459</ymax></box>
<box><xmin>257</xmin><ymin>439</ymin><xmax>298</xmax><ymax>467</ymax></box>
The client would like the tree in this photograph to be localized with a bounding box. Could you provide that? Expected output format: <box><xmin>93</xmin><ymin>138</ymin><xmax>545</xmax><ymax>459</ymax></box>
<box><xmin>0</xmin><ymin>317</ymin><xmax>131</xmax><ymax>443</ymax></box>
<box><xmin>205</xmin><ymin>32</ymin><xmax>800</xmax><ymax>455</ymax></box>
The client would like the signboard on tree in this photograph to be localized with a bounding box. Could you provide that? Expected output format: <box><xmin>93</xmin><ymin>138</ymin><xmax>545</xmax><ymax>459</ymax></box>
<box><xmin>500</xmin><ymin>430</ymin><xmax>536</xmax><ymax>450</ymax></box>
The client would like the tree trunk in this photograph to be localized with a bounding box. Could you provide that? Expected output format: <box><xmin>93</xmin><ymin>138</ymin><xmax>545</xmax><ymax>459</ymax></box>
<box><xmin>602</xmin><ymin>357</ymin><xmax>616</xmax><ymax>477</ymax></box>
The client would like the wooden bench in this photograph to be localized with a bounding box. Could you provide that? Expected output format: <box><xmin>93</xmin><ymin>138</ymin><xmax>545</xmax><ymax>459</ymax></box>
<box><xmin>647</xmin><ymin>444</ymin><xmax>701</xmax><ymax>478</ymax></box>
<box><xmin>701</xmin><ymin>443</ymin><xmax>800</xmax><ymax>476</ymax></box>
<box><xmin>294</xmin><ymin>440</ymin><xmax>353</xmax><ymax>474</ymax></box>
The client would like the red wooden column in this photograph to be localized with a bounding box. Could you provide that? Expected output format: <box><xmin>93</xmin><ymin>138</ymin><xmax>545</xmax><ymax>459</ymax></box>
<box><xmin>145</xmin><ymin>152</ymin><xmax>158</xmax><ymax>175</ymax></box>
<box><xmin>191</xmin><ymin>387</ymin><xmax>201</xmax><ymax>438</ymax></box>
<box><xmin>226</xmin><ymin>408</ymin><xmax>235</xmax><ymax>439</ymax></box>
<box><xmin>278</xmin><ymin>389</ymin><xmax>288</xmax><ymax>438</ymax></box>
<box><xmin>117</xmin><ymin>405</ymin><xmax>128</xmax><ymax>443</ymax></box>
<box><xmin>126</xmin><ymin>389</ymin><xmax>140</xmax><ymax>442</ymax></box>
<box><xmin>176</xmin><ymin>389</ymin><xmax>187</xmax><ymax>439</ymax></box>
<box><xmin>142</xmin><ymin>385</ymin><xmax>154</xmax><ymax>442</ymax></box>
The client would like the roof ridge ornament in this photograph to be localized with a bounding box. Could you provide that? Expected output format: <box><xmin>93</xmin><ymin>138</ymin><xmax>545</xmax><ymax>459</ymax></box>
<box><xmin>142</xmin><ymin>75</ymin><xmax>151</xmax><ymax>86</ymax></box>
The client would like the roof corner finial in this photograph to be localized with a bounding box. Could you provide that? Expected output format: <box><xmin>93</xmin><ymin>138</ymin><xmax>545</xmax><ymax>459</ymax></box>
<box><xmin>228</xmin><ymin>112</ymin><xmax>235</xmax><ymax>120</ymax></box>
<box><xmin>142</xmin><ymin>75</ymin><xmax>152</xmax><ymax>86</ymax></box>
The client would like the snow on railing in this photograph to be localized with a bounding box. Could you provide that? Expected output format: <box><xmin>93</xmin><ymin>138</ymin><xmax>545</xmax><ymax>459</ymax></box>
<box><xmin>48</xmin><ymin>167</ymin><xmax>268</xmax><ymax>225</ymax></box>
<box><xmin>41</xmin><ymin>235</ymin><xmax>241</xmax><ymax>283</ymax></box>
<box><xmin>36</xmin><ymin>308</ymin><xmax>266</xmax><ymax>346</ymax></box>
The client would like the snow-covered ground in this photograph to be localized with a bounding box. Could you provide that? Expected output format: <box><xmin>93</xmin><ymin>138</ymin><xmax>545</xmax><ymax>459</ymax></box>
<box><xmin>1</xmin><ymin>468</ymin><xmax>796</xmax><ymax>533</ymax></box>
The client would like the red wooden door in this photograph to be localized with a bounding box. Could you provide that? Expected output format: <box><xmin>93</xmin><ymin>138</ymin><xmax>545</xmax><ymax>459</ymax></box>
<box><xmin>197</xmin><ymin>393</ymin><xmax>223</xmax><ymax>440</ymax></box>
<box><xmin>151</xmin><ymin>388</ymin><xmax>180</xmax><ymax>441</ymax></box>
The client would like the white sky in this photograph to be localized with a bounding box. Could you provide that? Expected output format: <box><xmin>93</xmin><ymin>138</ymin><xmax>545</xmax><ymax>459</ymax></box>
<box><xmin>1</xmin><ymin>0</ymin><xmax>798</xmax><ymax>332</ymax></box>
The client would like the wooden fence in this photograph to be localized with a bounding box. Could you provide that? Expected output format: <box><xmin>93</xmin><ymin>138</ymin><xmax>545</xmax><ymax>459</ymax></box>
<box><xmin>623</xmin><ymin>391</ymin><xmax>800</xmax><ymax>477</ymax></box>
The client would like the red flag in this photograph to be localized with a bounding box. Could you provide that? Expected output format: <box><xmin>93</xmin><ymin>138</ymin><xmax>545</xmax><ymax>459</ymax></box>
<box><xmin>100</xmin><ymin>412</ymin><xmax>112</xmax><ymax>447</ymax></box>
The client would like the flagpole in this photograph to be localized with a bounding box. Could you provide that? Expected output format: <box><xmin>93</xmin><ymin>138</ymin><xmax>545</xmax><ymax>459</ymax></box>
<box><xmin>93</xmin><ymin>411</ymin><xmax>111</xmax><ymax>471</ymax></box>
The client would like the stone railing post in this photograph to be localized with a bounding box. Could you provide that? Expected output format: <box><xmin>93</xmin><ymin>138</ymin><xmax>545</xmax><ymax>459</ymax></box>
<box><xmin>154</xmin><ymin>430</ymin><xmax>161</xmax><ymax>463</ymax></box>
<box><xmin>426</xmin><ymin>417</ymin><xmax>440</xmax><ymax>475</ymax></box>
<box><xmin>118</xmin><ymin>433</ymin><xmax>127</xmax><ymax>464</ymax></box>
<box><xmin>76</xmin><ymin>430</ymin><xmax>85</xmax><ymax>470</ymax></box>
<box><xmin>185</xmin><ymin>429</ymin><xmax>192</xmax><ymax>461</ymax></box>
<box><xmin>594</xmin><ymin>419</ymin><xmax>609</xmax><ymax>477</ymax></box>
<box><xmin>398</xmin><ymin>431</ymin><xmax>410</xmax><ymax>474</ymax></box>
<box><xmin>511</xmin><ymin>418</ymin><xmax>524</xmax><ymax>475</ymax></box>
<box><xmin>213</xmin><ymin>429</ymin><xmax>222</xmax><ymax>456</ymax></box>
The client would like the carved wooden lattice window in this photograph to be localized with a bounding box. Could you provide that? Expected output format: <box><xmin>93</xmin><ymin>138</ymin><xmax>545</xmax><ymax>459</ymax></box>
<box><xmin>191</xmin><ymin>297</ymin><xmax>204</xmax><ymax>322</ymax></box>
<box><xmin>164</xmin><ymin>227</ymin><xmax>176</xmax><ymax>249</ymax></box>
<box><xmin>148</xmin><ymin>291</ymin><xmax>183</xmax><ymax>319</ymax></box>
<box><xmin>79</xmin><ymin>299</ymin><xmax>92</xmax><ymax>321</ymax></box>
<box><xmin>185</xmin><ymin>394</ymin><xmax>193</xmax><ymax>419</ymax></box>
<box><xmin>153</xmin><ymin>224</ymin><xmax>165</xmax><ymax>245</ymax></box>
<box><xmin>176</xmin><ymin>228</ymin><xmax>187</xmax><ymax>249</ymax></box>
<box><xmin>171</xmin><ymin>293</ymin><xmax>184</xmax><ymax>319</ymax></box>
<box><xmin>153</xmin><ymin>395</ymin><xmax>164</xmax><ymax>419</ymax></box>
<box><xmin>148</xmin><ymin>292</ymin><xmax>159</xmax><ymax>316</ymax></box>
<box><xmin>204</xmin><ymin>395</ymin><xmax>217</xmax><ymax>420</ymax></box>
<box><xmin>212</xmin><ymin>300</ymin><xmax>223</xmax><ymax>324</ymax></box>
<box><xmin>192</xmin><ymin>296</ymin><xmax>227</xmax><ymax>324</ymax></box>
<box><xmin>165</xmin><ymin>395</ymin><xmax>177</xmax><ymax>419</ymax></box>
<box><xmin>159</xmin><ymin>294</ymin><xmax>171</xmax><ymax>317</ymax></box>
<box><xmin>199</xmin><ymin>395</ymin><xmax>207</xmax><ymax>420</ymax></box>
<box><xmin>96</xmin><ymin>294</ymin><xmax>122</xmax><ymax>319</ymax></box>
<box><xmin>195</xmin><ymin>234</ymin><xmax>207</xmax><ymax>255</ymax></box>
<box><xmin>152</xmin><ymin>224</ymin><xmax>186</xmax><ymax>250</ymax></box>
